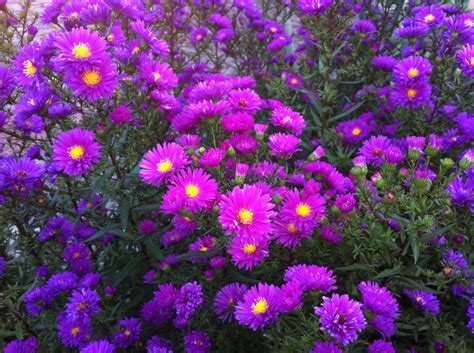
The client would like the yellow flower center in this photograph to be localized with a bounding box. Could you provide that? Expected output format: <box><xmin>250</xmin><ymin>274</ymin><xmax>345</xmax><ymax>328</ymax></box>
<box><xmin>153</xmin><ymin>72</ymin><xmax>161</xmax><ymax>81</ymax></box>
<box><xmin>290</xmin><ymin>78</ymin><xmax>298</xmax><ymax>84</ymax></box>
<box><xmin>443</xmin><ymin>267</ymin><xmax>453</xmax><ymax>275</ymax></box>
<box><xmin>296</xmin><ymin>203</ymin><xmax>311</xmax><ymax>217</ymax></box>
<box><xmin>270</xmin><ymin>26</ymin><xmax>277</xmax><ymax>33</ymax></box>
<box><xmin>406</xmin><ymin>88</ymin><xmax>417</xmax><ymax>98</ymax></box>
<box><xmin>470</xmin><ymin>57</ymin><xmax>474</xmax><ymax>68</ymax></box>
<box><xmin>200</xmin><ymin>246</ymin><xmax>208</xmax><ymax>252</ymax></box>
<box><xmin>82</xmin><ymin>70</ymin><xmax>101</xmax><ymax>86</ymax></box>
<box><xmin>28</xmin><ymin>98</ymin><xmax>36</xmax><ymax>106</ymax></box>
<box><xmin>424</xmin><ymin>14</ymin><xmax>435</xmax><ymax>23</ymax></box>
<box><xmin>157</xmin><ymin>159</ymin><xmax>172</xmax><ymax>173</ymax></box>
<box><xmin>124</xmin><ymin>330</ymin><xmax>131</xmax><ymax>336</ymax></box>
<box><xmin>282</xmin><ymin>116</ymin><xmax>292</xmax><ymax>123</ymax></box>
<box><xmin>243</xmin><ymin>243</ymin><xmax>257</xmax><ymax>254</ymax></box>
<box><xmin>70</xmin><ymin>11</ymin><xmax>79</xmax><ymax>19</ymax></box>
<box><xmin>252</xmin><ymin>298</ymin><xmax>269</xmax><ymax>315</ymax></box>
<box><xmin>70</xmin><ymin>327</ymin><xmax>80</xmax><ymax>335</ymax></box>
<box><xmin>352</xmin><ymin>127</ymin><xmax>362</xmax><ymax>136</ymax></box>
<box><xmin>72</xmin><ymin>43</ymin><xmax>91</xmax><ymax>59</ymax></box>
<box><xmin>408</xmin><ymin>68</ymin><xmax>419</xmax><ymax>78</ymax></box>
<box><xmin>68</xmin><ymin>145</ymin><xmax>85</xmax><ymax>159</ymax></box>
<box><xmin>415</xmin><ymin>296</ymin><xmax>426</xmax><ymax>305</ymax></box>
<box><xmin>237</xmin><ymin>208</ymin><xmax>253</xmax><ymax>225</ymax></box>
<box><xmin>107</xmin><ymin>34</ymin><xmax>115</xmax><ymax>42</ymax></box>
<box><xmin>133</xmin><ymin>47</ymin><xmax>140</xmax><ymax>54</ymax></box>
<box><xmin>73</xmin><ymin>251</ymin><xmax>82</xmax><ymax>258</ymax></box>
<box><xmin>196</xmin><ymin>34</ymin><xmax>203</xmax><ymax>40</ymax></box>
<box><xmin>465</xmin><ymin>19</ymin><xmax>474</xmax><ymax>27</ymax></box>
<box><xmin>287</xmin><ymin>223</ymin><xmax>297</xmax><ymax>234</ymax></box>
<box><xmin>186</xmin><ymin>184</ymin><xmax>199</xmax><ymax>198</ymax></box>
<box><xmin>23</xmin><ymin>60</ymin><xmax>37</xmax><ymax>77</ymax></box>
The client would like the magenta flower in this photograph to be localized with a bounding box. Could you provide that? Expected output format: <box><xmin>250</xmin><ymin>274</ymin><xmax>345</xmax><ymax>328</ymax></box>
<box><xmin>284</xmin><ymin>264</ymin><xmax>337</xmax><ymax>294</ymax></box>
<box><xmin>214</xmin><ymin>283</ymin><xmax>248</xmax><ymax>322</ymax></box>
<box><xmin>139</xmin><ymin>143</ymin><xmax>190</xmax><ymax>187</ymax></box>
<box><xmin>227</xmin><ymin>235</ymin><xmax>269</xmax><ymax>270</ymax></box>
<box><xmin>268</xmin><ymin>133</ymin><xmax>301</xmax><ymax>158</ymax></box>
<box><xmin>309</xmin><ymin>341</ymin><xmax>342</xmax><ymax>353</ymax></box>
<box><xmin>273</xmin><ymin>218</ymin><xmax>312</xmax><ymax>248</ymax></box>
<box><xmin>218</xmin><ymin>185</ymin><xmax>276</xmax><ymax>238</ymax></box>
<box><xmin>140</xmin><ymin>60</ymin><xmax>178</xmax><ymax>91</ymax></box>
<box><xmin>53</xmin><ymin>128</ymin><xmax>101</xmax><ymax>176</ymax></box>
<box><xmin>393</xmin><ymin>56</ymin><xmax>432</xmax><ymax>83</ymax></box>
<box><xmin>13</xmin><ymin>43</ymin><xmax>44</xmax><ymax>88</ymax></box>
<box><xmin>280</xmin><ymin>189</ymin><xmax>326</xmax><ymax>232</ymax></box>
<box><xmin>456</xmin><ymin>44</ymin><xmax>474</xmax><ymax>77</ymax></box>
<box><xmin>161</xmin><ymin>168</ymin><xmax>218</xmax><ymax>214</ymax></box>
<box><xmin>271</xmin><ymin>107</ymin><xmax>305</xmax><ymax>135</ymax></box>
<box><xmin>235</xmin><ymin>283</ymin><xmax>280</xmax><ymax>330</ymax></box>
<box><xmin>228</xmin><ymin>89</ymin><xmax>262</xmax><ymax>115</ymax></box>
<box><xmin>314</xmin><ymin>294</ymin><xmax>367</xmax><ymax>346</ymax></box>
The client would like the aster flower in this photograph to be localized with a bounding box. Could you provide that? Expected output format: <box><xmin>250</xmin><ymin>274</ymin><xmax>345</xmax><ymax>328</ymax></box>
<box><xmin>65</xmin><ymin>288</ymin><xmax>101</xmax><ymax>319</ymax></box>
<box><xmin>314</xmin><ymin>294</ymin><xmax>367</xmax><ymax>346</ymax></box>
<box><xmin>403</xmin><ymin>289</ymin><xmax>440</xmax><ymax>315</ymax></box>
<box><xmin>53</xmin><ymin>128</ymin><xmax>101</xmax><ymax>176</ymax></box>
<box><xmin>456</xmin><ymin>44</ymin><xmax>474</xmax><ymax>77</ymax></box>
<box><xmin>235</xmin><ymin>283</ymin><xmax>280</xmax><ymax>330</ymax></box>
<box><xmin>230</xmin><ymin>134</ymin><xmax>257</xmax><ymax>155</ymax></box>
<box><xmin>391</xmin><ymin>79</ymin><xmax>432</xmax><ymax>109</ymax></box>
<box><xmin>214</xmin><ymin>283</ymin><xmax>248</xmax><ymax>322</ymax></box>
<box><xmin>393</xmin><ymin>56</ymin><xmax>432</xmax><ymax>83</ymax></box>
<box><xmin>336</xmin><ymin>114</ymin><xmax>374</xmax><ymax>144</ymax></box>
<box><xmin>268</xmin><ymin>133</ymin><xmax>301</xmax><ymax>158</ymax></box>
<box><xmin>309</xmin><ymin>341</ymin><xmax>342</xmax><ymax>353</ymax></box>
<box><xmin>447</xmin><ymin>171</ymin><xmax>474</xmax><ymax>212</ymax></box>
<box><xmin>190</xmin><ymin>27</ymin><xmax>208</xmax><ymax>44</ymax></box>
<box><xmin>352</xmin><ymin>19</ymin><xmax>377</xmax><ymax>36</ymax></box>
<box><xmin>110</xmin><ymin>105</ymin><xmax>133</xmax><ymax>125</ymax></box>
<box><xmin>25</xmin><ymin>287</ymin><xmax>50</xmax><ymax>316</ymax></box>
<box><xmin>280</xmin><ymin>189</ymin><xmax>326</xmax><ymax>232</ymax></box>
<box><xmin>146</xmin><ymin>336</ymin><xmax>173</xmax><ymax>353</ymax></box>
<box><xmin>4</xmin><ymin>337</ymin><xmax>39</xmax><ymax>353</ymax></box>
<box><xmin>130</xmin><ymin>20</ymin><xmax>169</xmax><ymax>56</ymax></box>
<box><xmin>415</xmin><ymin>6</ymin><xmax>445</xmax><ymax>27</ymax></box>
<box><xmin>161</xmin><ymin>168</ymin><xmax>218</xmax><ymax>214</ymax></box>
<box><xmin>183</xmin><ymin>331</ymin><xmax>211</xmax><ymax>353</ymax></box>
<box><xmin>45</xmin><ymin>271</ymin><xmax>78</xmax><ymax>298</ymax></box>
<box><xmin>228</xmin><ymin>89</ymin><xmax>262</xmax><ymax>115</ymax></box>
<box><xmin>0</xmin><ymin>157</ymin><xmax>45</xmax><ymax>195</ymax></box>
<box><xmin>55</xmin><ymin>28</ymin><xmax>108</xmax><ymax>69</ymax></box>
<box><xmin>442</xmin><ymin>249</ymin><xmax>468</xmax><ymax>277</ymax></box>
<box><xmin>278</xmin><ymin>282</ymin><xmax>303</xmax><ymax>313</ymax></box>
<box><xmin>371</xmin><ymin>55</ymin><xmax>397</xmax><ymax>71</ymax></box>
<box><xmin>395</xmin><ymin>20</ymin><xmax>429</xmax><ymax>39</ymax></box>
<box><xmin>468</xmin><ymin>299</ymin><xmax>474</xmax><ymax>334</ymax></box>
<box><xmin>358</xmin><ymin>281</ymin><xmax>400</xmax><ymax>337</ymax></box>
<box><xmin>368</xmin><ymin>340</ymin><xmax>395</xmax><ymax>353</ymax></box>
<box><xmin>63</xmin><ymin>242</ymin><xmax>92</xmax><ymax>275</ymax></box>
<box><xmin>271</xmin><ymin>107</ymin><xmax>305</xmax><ymax>135</ymax></box>
<box><xmin>63</xmin><ymin>60</ymin><xmax>118</xmax><ymax>102</ymax></box>
<box><xmin>80</xmin><ymin>340</ymin><xmax>115</xmax><ymax>353</ymax></box>
<box><xmin>57</xmin><ymin>313</ymin><xmax>92</xmax><ymax>347</ymax></box>
<box><xmin>139</xmin><ymin>219</ymin><xmax>156</xmax><ymax>235</ymax></box>
<box><xmin>218</xmin><ymin>184</ymin><xmax>275</xmax><ymax>238</ymax></box>
<box><xmin>0</xmin><ymin>256</ymin><xmax>5</xmax><ymax>277</ymax></box>
<box><xmin>284</xmin><ymin>264</ymin><xmax>337</xmax><ymax>294</ymax></box>
<box><xmin>174</xmin><ymin>282</ymin><xmax>204</xmax><ymax>329</ymax></box>
<box><xmin>13</xmin><ymin>43</ymin><xmax>44</xmax><ymax>88</ymax></box>
<box><xmin>273</xmin><ymin>219</ymin><xmax>312</xmax><ymax>248</ymax></box>
<box><xmin>227</xmin><ymin>235</ymin><xmax>269</xmax><ymax>270</ymax></box>
<box><xmin>111</xmin><ymin>317</ymin><xmax>142</xmax><ymax>348</ymax></box>
<box><xmin>140</xmin><ymin>60</ymin><xmax>178</xmax><ymax>91</ymax></box>
<box><xmin>139</xmin><ymin>143</ymin><xmax>190</xmax><ymax>187</ymax></box>
<box><xmin>0</xmin><ymin>65</ymin><xmax>15</xmax><ymax>100</ymax></box>
<box><xmin>221</xmin><ymin>112</ymin><xmax>254</xmax><ymax>133</ymax></box>
<box><xmin>359</xmin><ymin>135</ymin><xmax>391</xmax><ymax>167</ymax></box>
<box><xmin>141</xmin><ymin>284</ymin><xmax>178</xmax><ymax>327</ymax></box>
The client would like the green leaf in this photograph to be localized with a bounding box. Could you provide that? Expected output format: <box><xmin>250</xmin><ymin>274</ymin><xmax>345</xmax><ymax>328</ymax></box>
<box><xmin>133</xmin><ymin>203</ymin><xmax>162</xmax><ymax>214</ymax></box>
<box><xmin>112</xmin><ymin>257</ymin><xmax>140</xmax><ymax>286</ymax></box>
<box><xmin>120</xmin><ymin>198</ymin><xmax>130</xmax><ymax>230</ymax></box>
<box><xmin>335</xmin><ymin>263</ymin><xmax>373</xmax><ymax>272</ymax></box>
<box><xmin>86</xmin><ymin>224</ymin><xmax>117</xmax><ymax>243</ymax></box>
<box><xmin>144</xmin><ymin>238</ymin><xmax>164</xmax><ymax>261</ymax></box>
<box><xmin>329</xmin><ymin>100</ymin><xmax>365</xmax><ymax>123</ymax></box>
<box><xmin>374</xmin><ymin>266</ymin><xmax>400</xmax><ymax>280</ymax></box>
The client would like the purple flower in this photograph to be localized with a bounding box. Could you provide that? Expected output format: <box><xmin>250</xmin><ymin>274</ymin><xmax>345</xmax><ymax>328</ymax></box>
<box><xmin>141</xmin><ymin>284</ymin><xmax>178</xmax><ymax>327</ymax></box>
<box><xmin>227</xmin><ymin>235</ymin><xmax>269</xmax><ymax>271</ymax></box>
<box><xmin>371</xmin><ymin>56</ymin><xmax>397</xmax><ymax>71</ymax></box>
<box><xmin>447</xmin><ymin>170</ymin><xmax>474</xmax><ymax>212</ymax></box>
<box><xmin>457</xmin><ymin>44</ymin><xmax>474</xmax><ymax>77</ymax></box>
<box><xmin>393</xmin><ymin>56</ymin><xmax>432</xmax><ymax>82</ymax></box>
<box><xmin>146</xmin><ymin>336</ymin><xmax>173</xmax><ymax>353</ymax></box>
<box><xmin>65</xmin><ymin>288</ymin><xmax>101</xmax><ymax>319</ymax></box>
<box><xmin>53</xmin><ymin>128</ymin><xmax>101</xmax><ymax>176</ymax></box>
<box><xmin>235</xmin><ymin>283</ymin><xmax>281</xmax><ymax>330</ymax></box>
<box><xmin>228</xmin><ymin>89</ymin><xmax>262</xmax><ymax>115</ymax></box>
<box><xmin>214</xmin><ymin>283</ymin><xmax>248</xmax><ymax>322</ymax></box>
<box><xmin>283</xmin><ymin>264</ymin><xmax>337</xmax><ymax>294</ymax></box>
<box><xmin>110</xmin><ymin>105</ymin><xmax>133</xmax><ymax>125</ymax></box>
<box><xmin>403</xmin><ymin>289</ymin><xmax>440</xmax><ymax>315</ymax></box>
<box><xmin>183</xmin><ymin>331</ymin><xmax>211</xmax><ymax>353</ymax></box>
<box><xmin>139</xmin><ymin>219</ymin><xmax>156</xmax><ymax>235</ymax></box>
<box><xmin>278</xmin><ymin>282</ymin><xmax>303</xmax><ymax>313</ymax></box>
<box><xmin>45</xmin><ymin>271</ymin><xmax>78</xmax><ymax>298</ymax></box>
<box><xmin>57</xmin><ymin>313</ymin><xmax>92</xmax><ymax>347</ymax></box>
<box><xmin>80</xmin><ymin>340</ymin><xmax>115</xmax><ymax>353</ymax></box>
<box><xmin>0</xmin><ymin>157</ymin><xmax>45</xmax><ymax>196</ymax></box>
<box><xmin>4</xmin><ymin>337</ymin><xmax>39</xmax><ymax>353</ymax></box>
<box><xmin>190</xmin><ymin>27</ymin><xmax>208</xmax><ymax>44</ymax></box>
<box><xmin>25</xmin><ymin>287</ymin><xmax>50</xmax><ymax>316</ymax></box>
<box><xmin>468</xmin><ymin>299</ymin><xmax>474</xmax><ymax>334</ymax></box>
<box><xmin>174</xmin><ymin>282</ymin><xmax>204</xmax><ymax>329</ymax></box>
<box><xmin>442</xmin><ymin>249</ymin><xmax>468</xmax><ymax>277</ymax></box>
<box><xmin>391</xmin><ymin>79</ymin><xmax>432</xmax><ymax>109</ymax></box>
<box><xmin>0</xmin><ymin>65</ymin><xmax>15</xmax><ymax>100</ymax></box>
<box><xmin>298</xmin><ymin>0</ymin><xmax>333</xmax><ymax>16</ymax></box>
<box><xmin>368</xmin><ymin>340</ymin><xmax>396</xmax><ymax>353</ymax></box>
<box><xmin>13</xmin><ymin>43</ymin><xmax>44</xmax><ymax>88</ymax></box>
<box><xmin>314</xmin><ymin>294</ymin><xmax>367</xmax><ymax>346</ymax></box>
<box><xmin>268</xmin><ymin>133</ymin><xmax>301</xmax><ymax>158</ymax></box>
<box><xmin>309</xmin><ymin>341</ymin><xmax>342</xmax><ymax>353</ymax></box>
<box><xmin>111</xmin><ymin>318</ymin><xmax>142</xmax><ymax>348</ymax></box>
<box><xmin>359</xmin><ymin>136</ymin><xmax>391</xmax><ymax>167</ymax></box>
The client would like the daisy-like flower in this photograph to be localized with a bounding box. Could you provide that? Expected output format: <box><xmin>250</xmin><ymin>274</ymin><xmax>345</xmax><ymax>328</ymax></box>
<box><xmin>368</xmin><ymin>340</ymin><xmax>395</xmax><ymax>353</ymax></box>
<box><xmin>393</xmin><ymin>56</ymin><xmax>432</xmax><ymax>83</ymax></box>
<box><xmin>284</xmin><ymin>264</ymin><xmax>337</xmax><ymax>294</ymax></box>
<box><xmin>314</xmin><ymin>294</ymin><xmax>367</xmax><ymax>346</ymax></box>
<box><xmin>415</xmin><ymin>6</ymin><xmax>445</xmax><ymax>27</ymax></box>
<box><xmin>55</xmin><ymin>27</ymin><xmax>108</xmax><ymax>69</ymax></box>
<box><xmin>468</xmin><ymin>299</ymin><xmax>474</xmax><ymax>334</ymax></box>
<box><xmin>4</xmin><ymin>337</ymin><xmax>39</xmax><ymax>353</ymax></box>
<box><xmin>218</xmin><ymin>184</ymin><xmax>276</xmax><ymax>238</ymax></box>
<box><xmin>358</xmin><ymin>281</ymin><xmax>399</xmax><ymax>337</ymax></box>
<box><xmin>139</xmin><ymin>143</ymin><xmax>190</xmax><ymax>187</ymax></box>
<box><xmin>161</xmin><ymin>168</ymin><xmax>218</xmax><ymax>214</ymax></box>
<box><xmin>273</xmin><ymin>218</ymin><xmax>312</xmax><ymax>248</ymax></box>
<box><xmin>63</xmin><ymin>59</ymin><xmax>118</xmax><ymax>102</ymax></box>
<box><xmin>0</xmin><ymin>157</ymin><xmax>45</xmax><ymax>195</ymax></box>
<box><xmin>271</xmin><ymin>107</ymin><xmax>305</xmax><ymax>135</ymax></box>
<box><xmin>228</xmin><ymin>89</ymin><xmax>262</xmax><ymax>115</ymax></box>
<box><xmin>13</xmin><ymin>43</ymin><xmax>44</xmax><ymax>88</ymax></box>
<box><xmin>139</xmin><ymin>60</ymin><xmax>178</xmax><ymax>91</ymax></box>
<box><xmin>235</xmin><ymin>283</ymin><xmax>280</xmax><ymax>331</ymax></box>
<box><xmin>309</xmin><ymin>341</ymin><xmax>342</xmax><ymax>353</ymax></box>
<box><xmin>174</xmin><ymin>282</ymin><xmax>204</xmax><ymax>329</ymax></box>
<box><xmin>442</xmin><ymin>249</ymin><xmax>468</xmax><ymax>277</ymax></box>
<box><xmin>65</xmin><ymin>288</ymin><xmax>101</xmax><ymax>319</ymax></box>
<box><xmin>403</xmin><ymin>289</ymin><xmax>440</xmax><ymax>315</ymax></box>
<box><xmin>214</xmin><ymin>283</ymin><xmax>248</xmax><ymax>322</ymax></box>
<box><xmin>57</xmin><ymin>313</ymin><xmax>92</xmax><ymax>347</ymax></box>
<box><xmin>80</xmin><ymin>340</ymin><xmax>115</xmax><ymax>353</ymax></box>
<box><xmin>0</xmin><ymin>65</ymin><xmax>15</xmax><ymax>100</ymax></box>
<box><xmin>371</xmin><ymin>55</ymin><xmax>397</xmax><ymax>71</ymax></box>
<box><xmin>190</xmin><ymin>27</ymin><xmax>208</xmax><ymax>44</ymax></box>
<box><xmin>53</xmin><ymin>128</ymin><xmax>101</xmax><ymax>176</ymax></box>
<box><xmin>183</xmin><ymin>331</ymin><xmax>211</xmax><ymax>353</ymax></box>
<box><xmin>278</xmin><ymin>282</ymin><xmax>303</xmax><ymax>313</ymax></box>
<box><xmin>358</xmin><ymin>135</ymin><xmax>391</xmax><ymax>167</ymax></box>
<box><xmin>111</xmin><ymin>318</ymin><xmax>142</xmax><ymax>349</ymax></box>
<box><xmin>199</xmin><ymin>148</ymin><xmax>225</xmax><ymax>168</ymax></box>
<box><xmin>456</xmin><ymin>44</ymin><xmax>474</xmax><ymax>78</ymax></box>
<box><xmin>268</xmin><ymin>133</ymin><xmax>301</xmax><ymax>158</ymax></box>
<box><xmin>391</xmin><ymin>79</ymin><xmax>432</xmax><ymax>109</ymax></box>
<box><xmin>130</xmin><ymin>20</ymin><xmax>169</xmax><ymax>57</ymax></box>
<box><xmin>280</xmin><ymin>189</ymin><xmax>326</xmax><ymax>232</ymax></box>
<box><xmin>227</xmin><ymin>235</ymin><xmax>269</xmax><ymax>270</ymax></box>
<box><xmin>297</xmin><ymin>0</ymin><xmax>334</xmax><ymax>16</ymax></box>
